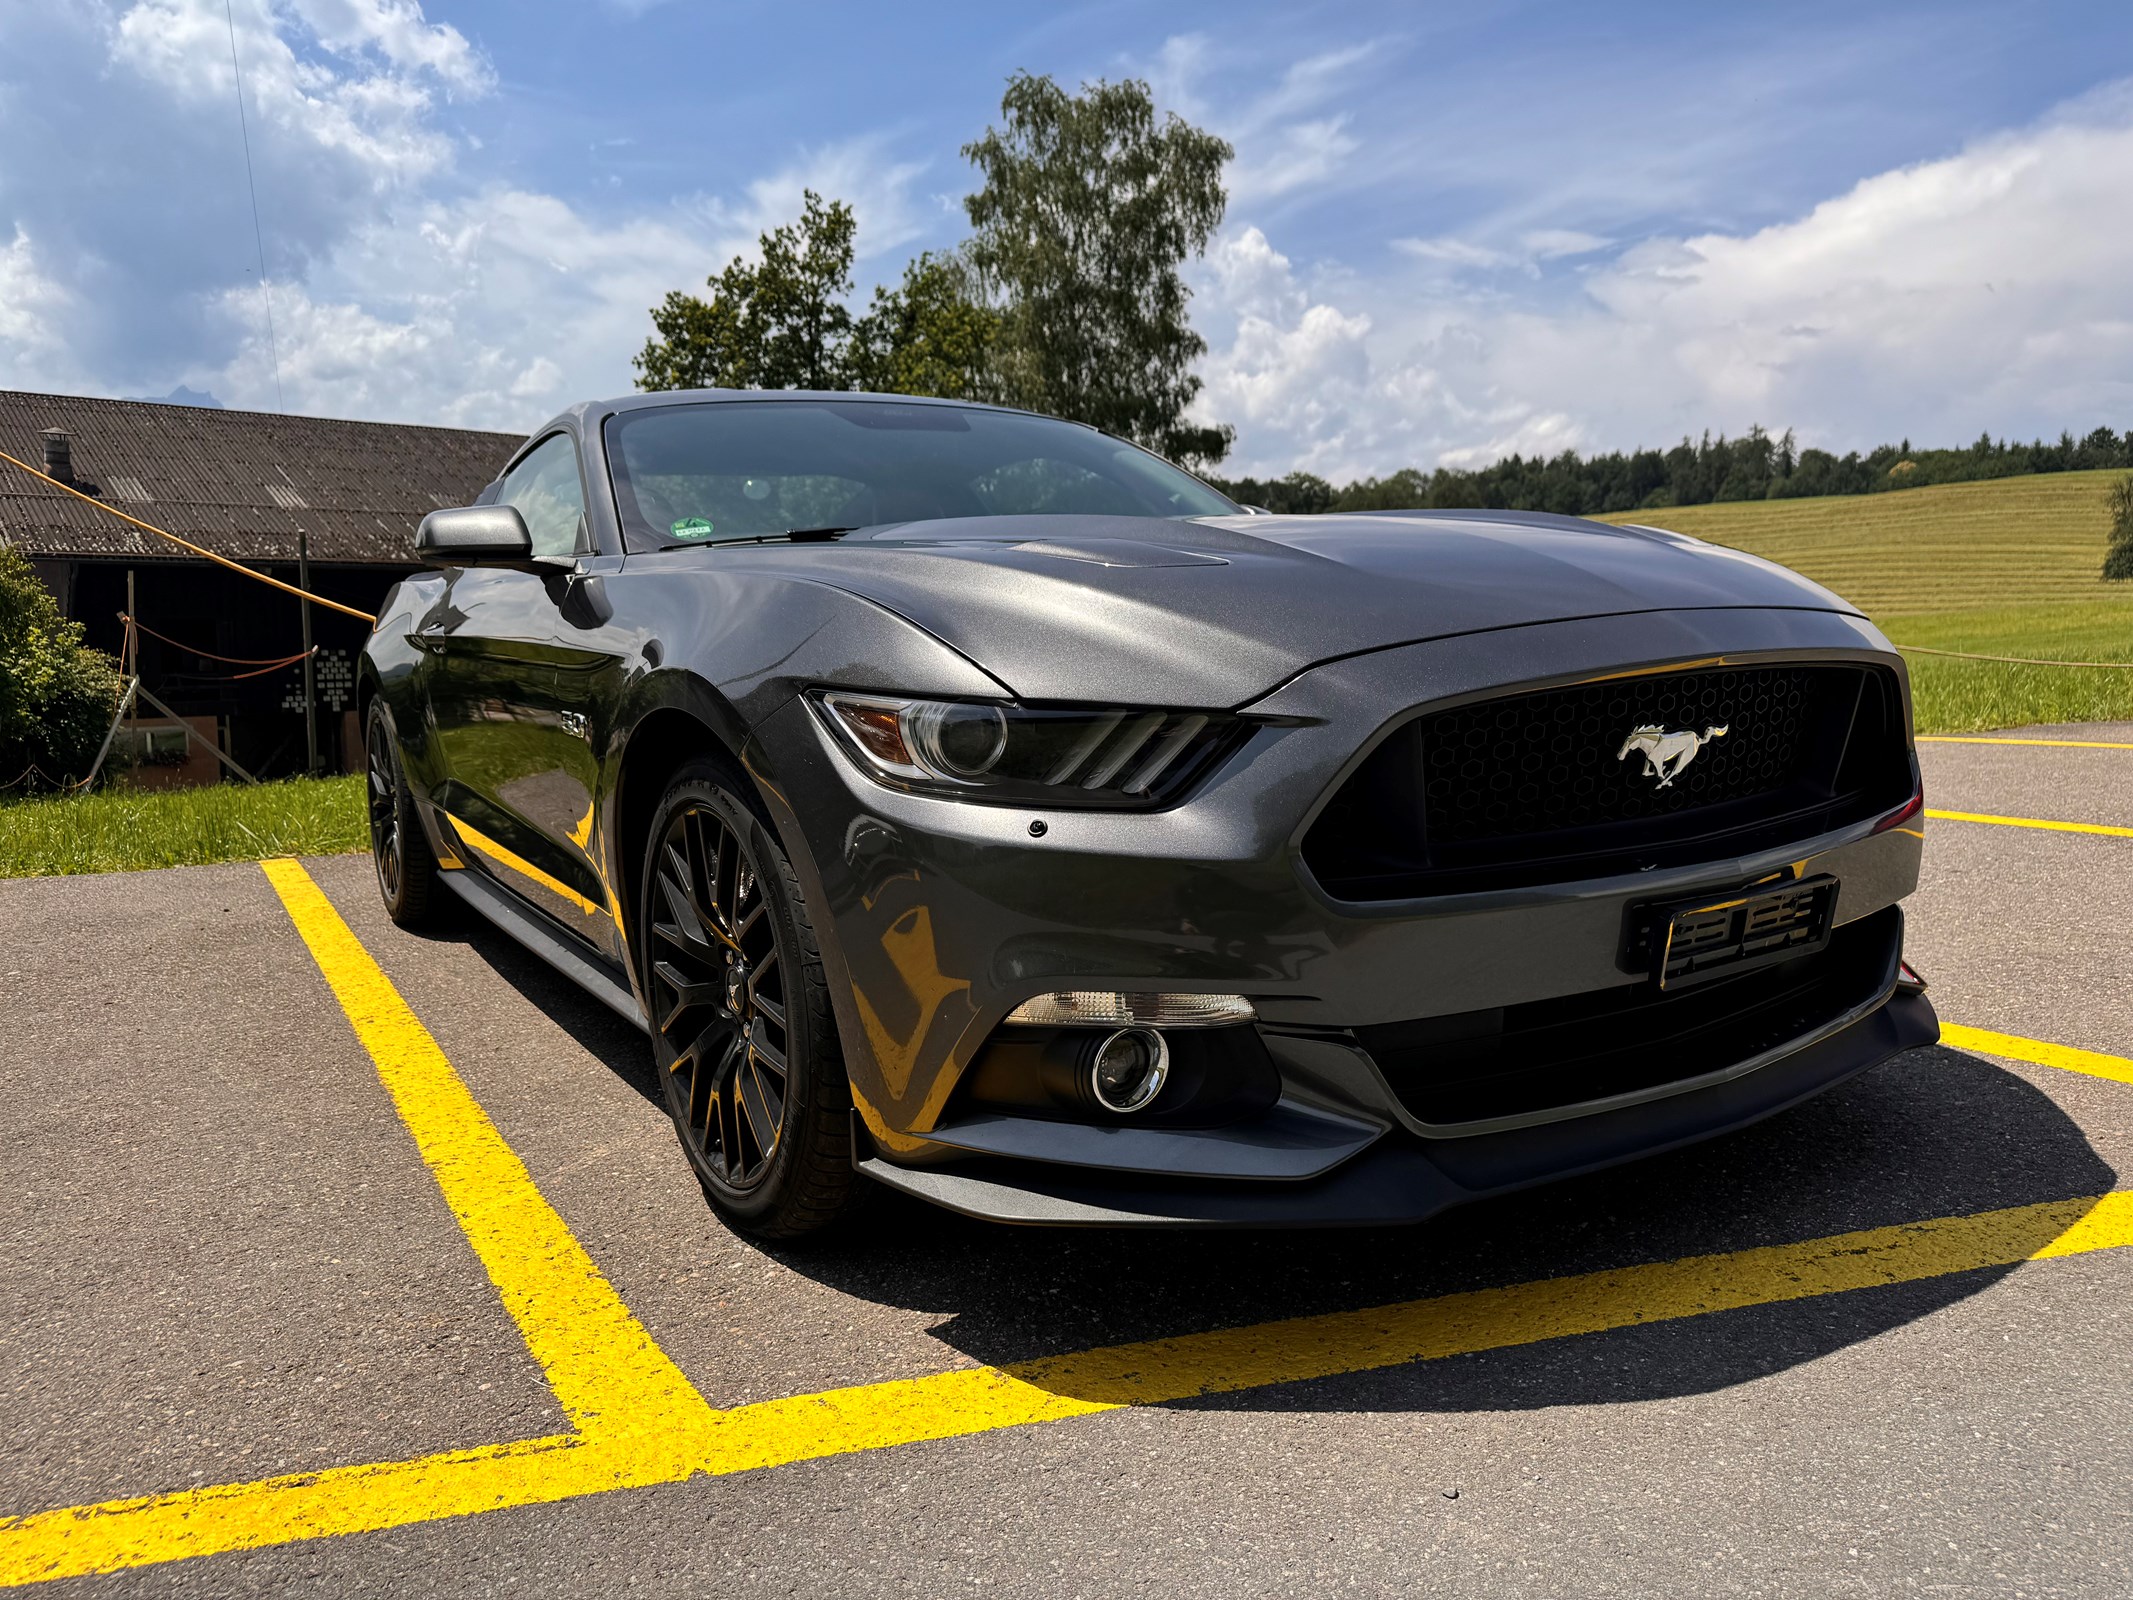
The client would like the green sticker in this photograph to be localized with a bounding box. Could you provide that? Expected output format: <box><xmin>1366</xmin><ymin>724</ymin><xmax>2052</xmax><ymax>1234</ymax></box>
<box><xmin>669</xmin><ymin>516</ymin><xmax>716</xmax><ymax>540</ymax></box>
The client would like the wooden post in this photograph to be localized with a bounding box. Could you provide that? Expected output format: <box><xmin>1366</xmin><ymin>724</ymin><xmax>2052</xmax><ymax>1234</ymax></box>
<box><xmin>298</xmin><ymin>528</ymin><xmax>318</xmax><ymax>777</ymax></box>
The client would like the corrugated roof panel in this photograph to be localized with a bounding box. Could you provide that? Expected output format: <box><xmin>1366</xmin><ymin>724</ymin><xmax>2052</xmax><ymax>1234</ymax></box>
<box><xmin>0</xmin><ymin>389</ymin><xmax>523</xmax><ymax>564</ymax></box>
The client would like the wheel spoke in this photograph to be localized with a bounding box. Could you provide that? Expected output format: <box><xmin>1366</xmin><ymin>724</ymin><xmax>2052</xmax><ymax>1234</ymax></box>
<box><xmin>736</xmin><ymin>1055</ymin><xmax>780</xmax><ymax>1160</ymax></box>
<box><xmin>747</xmin><ymin>1028</ymin><xmax>787</xmax><ymax>1075</ymax></box>
<box><xmin>648</xmin><ymin>799</ymin><xmax>793</xmax><ymax>1193</ymax></box>
<box><xmin>651</xmin><ymin>959</ymin><xmax>721</xmax><ymax>1032</ymax></box>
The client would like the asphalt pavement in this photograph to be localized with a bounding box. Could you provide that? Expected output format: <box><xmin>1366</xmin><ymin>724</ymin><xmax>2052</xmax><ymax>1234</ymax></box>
<box><xmin>2</xmin><ymin>723</ymin><xmax>2129</xmax><ymax>1597</ymax></box>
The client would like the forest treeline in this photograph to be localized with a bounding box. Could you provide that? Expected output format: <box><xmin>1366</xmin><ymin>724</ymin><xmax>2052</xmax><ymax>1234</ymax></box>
<box><xmin>1207</xmin><ymin>425</ymin><xmax>2133</xmax><ymax>516</ymax></box>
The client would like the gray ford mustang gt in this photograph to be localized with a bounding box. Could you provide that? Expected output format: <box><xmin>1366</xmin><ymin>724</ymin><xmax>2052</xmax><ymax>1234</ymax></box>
<box><xmin>360</xmin><ymin>389</ymin><xmax>1937</xmax><ymax>1238</ymax></box>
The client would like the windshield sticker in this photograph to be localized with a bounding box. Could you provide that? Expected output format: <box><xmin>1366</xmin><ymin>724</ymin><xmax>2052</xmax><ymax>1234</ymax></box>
<box><xmin>669</xmin><ymin>517</ymin><xmax>716</xmax><ymax>540</ymax></box>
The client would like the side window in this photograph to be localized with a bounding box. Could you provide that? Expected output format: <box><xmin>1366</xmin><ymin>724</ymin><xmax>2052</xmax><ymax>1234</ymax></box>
<box><xmin>497</xmin><ymin>434</ymin><xmax>588</xmax><ymax>558</ymax></box>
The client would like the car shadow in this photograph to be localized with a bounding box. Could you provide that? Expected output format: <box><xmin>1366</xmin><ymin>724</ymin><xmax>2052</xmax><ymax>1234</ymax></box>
<box><xmin>761</xmin><ymin>1045</ymin><xmax>2117</xmax><ymax>1414</ymax></box>
<box><xmin>411</xmin><ymin>899</ymin><xmax>664</xmax><ymax>1110</ymax></box>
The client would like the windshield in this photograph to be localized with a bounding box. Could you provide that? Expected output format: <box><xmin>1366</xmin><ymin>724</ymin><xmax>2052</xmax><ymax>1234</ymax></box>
<box><xmin>603</xmin><ymin>399</ymin><xmax>1237</xmax><ymax>547</ymax></box>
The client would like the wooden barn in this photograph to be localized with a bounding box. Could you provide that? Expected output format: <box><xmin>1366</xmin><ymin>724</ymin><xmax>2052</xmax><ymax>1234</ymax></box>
<box><xmin>0</xmin><ymin>391</ymin><xmax>521</xmax><ymax>782</ymax></box>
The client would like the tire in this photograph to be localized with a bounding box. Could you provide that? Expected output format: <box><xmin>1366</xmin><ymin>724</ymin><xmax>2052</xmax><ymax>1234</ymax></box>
<box><xmin>637</xmin><ymin>758</ymin><xmax>854</xmax><ymax>1240</ymax></box>
<box><xmin>365</xmin><ymin>700</ymin><xmax>444</xmax><ymax>929</ymax></box>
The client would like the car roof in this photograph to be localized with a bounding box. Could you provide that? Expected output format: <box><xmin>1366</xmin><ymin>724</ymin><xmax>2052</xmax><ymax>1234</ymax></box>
<box><xmin>558</xmin><ymin>388</ymin><xmax>1065</xmax><ymax>432</ymax></box>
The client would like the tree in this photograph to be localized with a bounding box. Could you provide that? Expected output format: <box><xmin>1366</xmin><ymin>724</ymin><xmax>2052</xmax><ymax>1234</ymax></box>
<box><xmin>636</xmin><ymin>191</ymin><xmax>859</xmax><ymax>392</ymax></box>
<box><xmin>2104</xmin><ymin>475</ymin><xmax>2133</xmax><ymax>581</ymax></box>
<box><xmin>0</xmin><ymin>545</ymin><xmax>122</xmax><ymax>790</ymax></box>
<box><xmin>850</xmin><ymin>251</ymin><xmax>999</xmax><ymax>401</ymax></box>
<box><xmin>962</xmin><ymin>73</ymin><xmax>1234</xmax><ymax>468</ymax></box>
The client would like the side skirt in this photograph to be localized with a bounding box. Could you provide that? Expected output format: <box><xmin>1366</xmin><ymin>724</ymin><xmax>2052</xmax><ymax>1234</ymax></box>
<box><xmin>439</xmin><ymin>867</ymin><xmax>648</xmax><ymax>1033</ymax></box>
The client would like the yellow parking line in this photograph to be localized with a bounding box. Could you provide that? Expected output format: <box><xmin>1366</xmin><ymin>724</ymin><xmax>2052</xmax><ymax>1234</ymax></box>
<box><xmin>4</xmin><ymin>874</ymin><xmax>2132</xmax><ymax>1587</ymax></box>
<box><xmin>1925</xmin><ymin>808</ymin><xmax>2133</xmax><ymax>839</ymax></box>
<box><xmin>1919</xmin><ymin>736</ymin><xmax>2133</xmax><ymax>750</ymax></box>
<box><xmin>0</xmin><ymin>860</ymin><xmax>720</xmax><ymax>1588</ymax></box>
<box><xmin>1940</xmin><ymin>1024</ymin><xmax>2133</xmax><ymax>1088</ymax></box>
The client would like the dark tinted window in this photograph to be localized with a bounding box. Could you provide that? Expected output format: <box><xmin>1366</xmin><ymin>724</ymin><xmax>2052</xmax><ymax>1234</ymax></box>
<box><xmin>604</xmin><ymin>400</ymin><xmax>1236</xmax><ymax>547</ymax></box>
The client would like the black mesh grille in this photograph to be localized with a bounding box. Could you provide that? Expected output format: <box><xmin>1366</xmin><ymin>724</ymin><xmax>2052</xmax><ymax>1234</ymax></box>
<box><xmin>1422</xmin><ymin>666</ymin><xmax>1816</xmax><ymax>842</ymax></box>
<box><xmin>1303</xmin><ymin>661</ymin><xmax>1912</xmax><ymax>898</ymax></box>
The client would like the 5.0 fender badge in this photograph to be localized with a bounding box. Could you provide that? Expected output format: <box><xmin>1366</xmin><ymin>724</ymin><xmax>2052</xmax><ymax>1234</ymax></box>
<box><xmin>1618</xmin><ymin>723</ymin><xmax>1729</xmax><ymax>788</ymax></box>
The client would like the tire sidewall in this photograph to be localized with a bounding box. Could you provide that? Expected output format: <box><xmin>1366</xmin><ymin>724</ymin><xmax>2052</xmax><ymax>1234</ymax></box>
<box><xmin>638</xmin><ymin>761</ymin><xmax>829</xmax><ymax>1224</ymax></box>
<box><xmin>365</xmin><ymin>699</ymin><xmax>418</xmax><ymax>919</ymax></box>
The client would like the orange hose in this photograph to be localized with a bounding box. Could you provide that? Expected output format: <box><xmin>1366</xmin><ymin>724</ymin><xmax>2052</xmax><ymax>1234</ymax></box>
<box><xmin>0</xmin><ymin>447</ymin><xmax>377</xmax><ymax>623</ymax></box>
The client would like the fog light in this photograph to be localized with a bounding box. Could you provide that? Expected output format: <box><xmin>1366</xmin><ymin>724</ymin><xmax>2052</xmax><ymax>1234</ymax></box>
<box><xmin>1006</xmin><ymin>991</ymin><xmax>1255</xmax><ymax>1027</ymax></box>
<box><xmin>1089</xmin><ymin>1027</ymin><xmax>1170</xmax><ymax>1113</ymax></box>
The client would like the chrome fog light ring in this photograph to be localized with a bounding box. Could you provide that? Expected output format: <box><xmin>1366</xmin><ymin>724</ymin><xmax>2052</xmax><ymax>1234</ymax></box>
<box><xmin>1088</xmin><ymin>1026</ymin><xmax>1170</xmax><ymax>1114</ymax></box>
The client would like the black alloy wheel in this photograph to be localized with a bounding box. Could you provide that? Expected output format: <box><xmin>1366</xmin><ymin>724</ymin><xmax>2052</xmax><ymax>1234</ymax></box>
<box><xmin>641</xmin><ymin>762</ymin><xmax>853</xmax><ymax>1236</ymax></box>
<box><xmin>368</xmin><ymin>735</ymin><xmax>405</xmax><ymax>902</ymax></box>
<box><xmin>365</xmin><ymin>700</ymin><xmax>441</xmax><ymax>928</ymax></box>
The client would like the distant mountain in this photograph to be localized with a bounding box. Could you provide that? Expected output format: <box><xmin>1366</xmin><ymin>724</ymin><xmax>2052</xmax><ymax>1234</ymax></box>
<box><xmin>127</xmin><ymin>385</ymin><xmax>224</xmax><ymax>409</ymax></box>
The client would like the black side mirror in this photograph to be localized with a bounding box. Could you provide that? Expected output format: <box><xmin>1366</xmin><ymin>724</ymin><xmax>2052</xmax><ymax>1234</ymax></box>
<box><xmin>416</xmin><ymin>505</ymin><xmax>535</xmax><ymax>567</ymax></box>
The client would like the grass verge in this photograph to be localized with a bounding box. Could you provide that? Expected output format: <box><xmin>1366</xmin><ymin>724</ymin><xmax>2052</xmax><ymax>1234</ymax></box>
<box><xmin>0</xmin><ymin>774</ymin><xmax>367</xmax><ymax>878</ymax></box>
<box><xmin>1890</xmin><ymin>600</ymin><xmax>2133</xmax><ymax>734</ymax></box>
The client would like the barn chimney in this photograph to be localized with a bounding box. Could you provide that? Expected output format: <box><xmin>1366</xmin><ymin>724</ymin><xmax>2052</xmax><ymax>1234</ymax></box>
<box><xmin>40</xmin><ymin>428</ymin><xmax>74</xmax><ymax>486</ymax></box>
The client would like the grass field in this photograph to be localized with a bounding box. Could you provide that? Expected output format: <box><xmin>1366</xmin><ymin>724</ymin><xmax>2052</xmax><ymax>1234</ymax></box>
<box><xmin>1603</xmin><ymin>471</ymin><xmax>2133</xmax><ymax>732</ymax></box>
<box><xmin>1600</xmin><ymin>469</ymin><xmax>2130</xmax><ymax>617</ymax></box>
<box><xmin>0</xmin><ymin>775</ymin><xmax>366</xmax><ymax>878</ymax></box>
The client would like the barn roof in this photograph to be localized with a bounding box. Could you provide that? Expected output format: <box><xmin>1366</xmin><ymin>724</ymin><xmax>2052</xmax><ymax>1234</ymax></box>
<box><xmin>0</xmin><ymin>390</ymin><xmax>525</xmax><ymax>565</ymax></box>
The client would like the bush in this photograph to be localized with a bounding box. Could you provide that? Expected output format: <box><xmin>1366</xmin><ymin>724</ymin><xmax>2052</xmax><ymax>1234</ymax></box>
<box><xmin>0</xmin><ymin>545</ymin><xmax>124</xmax><ymax>790</ymax></box>
<box><xmin>2104</xmin><ymin>475</ymin><xmax>2133</xmax><ymax>581</ymax></box>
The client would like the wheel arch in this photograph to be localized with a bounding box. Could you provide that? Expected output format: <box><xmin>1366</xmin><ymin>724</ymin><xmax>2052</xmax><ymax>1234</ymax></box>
<box><xmin>609</xmin><ymin>677</ymin><xmax>769</xmax><ymax>979</ymax></box>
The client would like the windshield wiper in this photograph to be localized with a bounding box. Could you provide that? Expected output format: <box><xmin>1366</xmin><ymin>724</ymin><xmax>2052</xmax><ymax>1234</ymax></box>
<box><xmin>656</xmin><ymin>525</ymin><xmax>860</xmax><ymax>552</ymax></box>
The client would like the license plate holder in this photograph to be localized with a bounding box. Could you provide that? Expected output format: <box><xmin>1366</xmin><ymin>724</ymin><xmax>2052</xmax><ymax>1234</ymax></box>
<box><xmin>1647</xmin><ymin>876</ymin><xmax>1840</xmax><ymax>989</ymax></box>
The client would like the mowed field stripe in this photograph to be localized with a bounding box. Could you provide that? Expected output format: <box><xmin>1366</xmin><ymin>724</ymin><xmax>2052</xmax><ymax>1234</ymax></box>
<box><xmin>1920</xmin><ymin>736</ymin><xmax>2133</xmax><ymax>750</ymax></box>
<box><xmin>1926</xmin><ymin>808</ymin><xmax>2133</xmax><ymax>838</ymax></box>
<box><xmin>4</xmin><ymin>863</ymin><xmax>2133</xmax><ymax>1587</ymax></box>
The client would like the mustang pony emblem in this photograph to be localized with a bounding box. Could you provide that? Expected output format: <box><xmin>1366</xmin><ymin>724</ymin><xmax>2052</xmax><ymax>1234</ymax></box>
<box><xmin>1617</xmin><ymin>723</ymin><xmax>1729</xmax><ymax>788</ymax></box>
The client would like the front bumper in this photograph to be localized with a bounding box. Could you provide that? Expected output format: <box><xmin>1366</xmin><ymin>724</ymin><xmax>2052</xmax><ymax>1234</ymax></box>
<box><xmin>745</xmin><ymin>606</ymin><xmax>1931</xmax><ymax>1225</ymax></box>
<box><xmin>856</xmin><ymin>989</ymin><xmax>1940</xmax><ymax>1226</ymax></box>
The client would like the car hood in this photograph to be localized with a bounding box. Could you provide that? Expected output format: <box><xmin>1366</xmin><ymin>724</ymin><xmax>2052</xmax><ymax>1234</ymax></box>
<box><xmin>729</xmin><ymin>512</ymin><xmax>1861</xmax><ymax>706</ymax></box>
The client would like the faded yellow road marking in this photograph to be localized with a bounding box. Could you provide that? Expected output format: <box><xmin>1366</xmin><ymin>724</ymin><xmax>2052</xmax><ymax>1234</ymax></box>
<box><xmin>1926</xmin><ymin>808</ymin><xmax>2133</xmax><ymax>839</ymax></box>
<box><xmin>1941</xmin><ymin>1024</ymin><xmax>2133</xmax><ymax>1089</ymax></box>
<box><xmin>1919</xmin><ymin>736</ymin><xmax>2133</xmax><ymax>750</ymax></box>
<box><xmin>3</xmin><ymin>877</ymin><xmax>2131</xmax><ymax>1587</ymax></box>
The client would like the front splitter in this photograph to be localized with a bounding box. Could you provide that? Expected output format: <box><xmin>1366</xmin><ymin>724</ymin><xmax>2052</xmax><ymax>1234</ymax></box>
<box><xmin>856</xmin><ymin>991</ymin><xmax>1941</xmax><ymax>1227</ymax></box>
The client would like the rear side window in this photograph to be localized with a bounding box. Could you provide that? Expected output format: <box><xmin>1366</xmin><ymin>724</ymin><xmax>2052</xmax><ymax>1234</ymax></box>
<box><xmin>497</xmin><ymin>433</ymin><xmax>588</xmax><ymax>558</ymax></box>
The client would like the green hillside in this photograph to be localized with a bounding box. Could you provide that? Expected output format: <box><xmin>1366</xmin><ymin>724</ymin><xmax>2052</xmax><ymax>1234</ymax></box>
<box><xmin>1599</xmin><ymin>469</ymin><xmax>2129</xmax><ymax>616</ymax></box>
<box><xmin>1600</xmin><ymin>470</ymin><xmax>2133</xmax><ymax>732</ymax></box>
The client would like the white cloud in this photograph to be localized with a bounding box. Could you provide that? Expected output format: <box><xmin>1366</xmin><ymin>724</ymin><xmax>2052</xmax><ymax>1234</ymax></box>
<box><xmin>110</xmin><ymin>0</ymin><xmax>468</xmax><ymax>182</ymax></box>
<box><xmin>1147</xmin><ymin>34</ymin><xmax>1373</xmax><ymax>205</ymax></box>
<box><xmin>285</xmin><ymin>0</ymin><xmax>491</xmax><ymax>93</ymax></box>
<box><xmin>210</xmin><ymin>188</ymin><xmax>741</xmax><ymax>428</ymax></box>
<box><xmin>698</xmin><ymin>135</ymin><xmax>932</xmax><ymax>265</ymax></box>
<box><xmin>1522</xmin><ymin>229</ymin><xmax>1609</xmax><ymax>260</ymax></box>
<box><xmin>1198</xmin><ymin>85</ymin><xmax>2133</xmax><ymax>479</ymax></box>
<box><xmin>0</xmin><ymin>0</ymin><xmax>933</xmax><ymax>429</ymax></box>
<box><xmin>0</xmin><ymin>227</ymin><xmax>80</xmax><ymax>390</ymax></box>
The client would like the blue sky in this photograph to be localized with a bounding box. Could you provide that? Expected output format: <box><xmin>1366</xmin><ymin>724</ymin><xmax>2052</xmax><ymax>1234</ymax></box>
<box><xmin>3</xmin><ymin>1</ymin><xmax>2131</xmax><ymax>476</ymax></box>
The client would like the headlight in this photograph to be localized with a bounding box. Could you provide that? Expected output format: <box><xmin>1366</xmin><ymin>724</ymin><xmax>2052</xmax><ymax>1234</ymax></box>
<box><xmin>813</xmin><ymin>692</ymin><xmax>1244</xmax><ymax>807</ymax></box>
